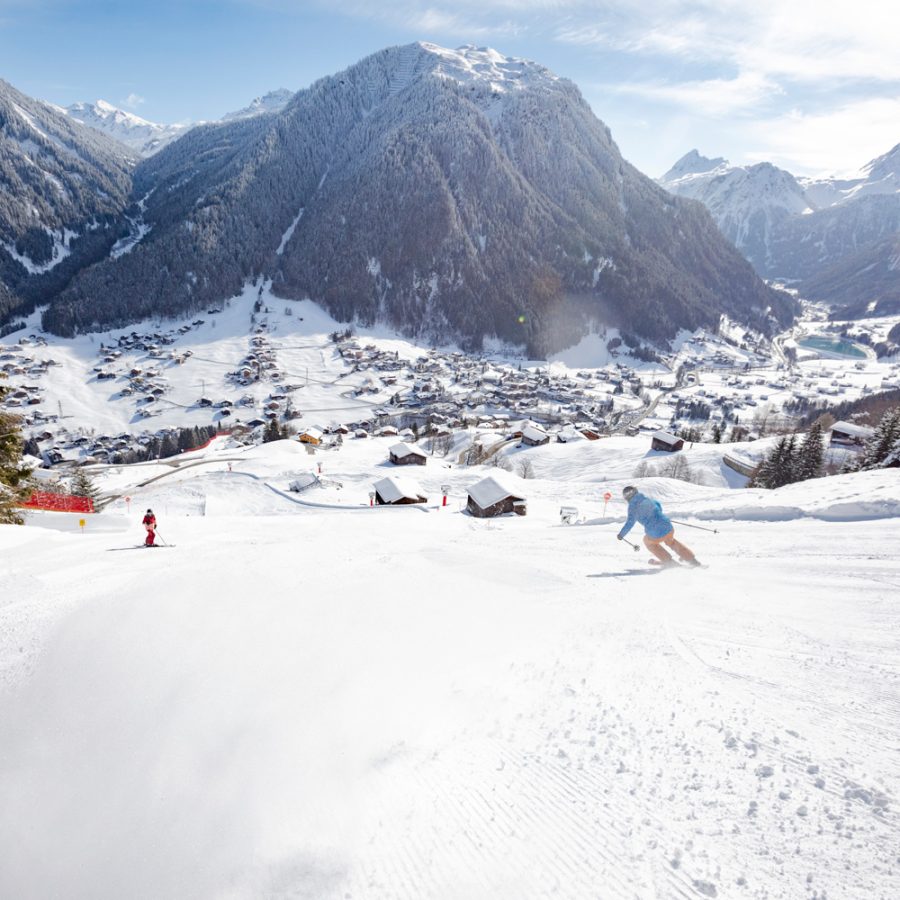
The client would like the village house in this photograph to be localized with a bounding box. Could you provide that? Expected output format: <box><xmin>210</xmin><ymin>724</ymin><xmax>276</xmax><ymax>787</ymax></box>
<box><xmin>298</xmin><ymin>427</ymin><xmax>324</xmax><ymax>445</ymax></box>
<box><xmin>651</xmin><ymin>431</ymin><xmax>684</xmax><ymax>452</ymax></box>
<box><xmin>388</xmin><ymin>442</ymin><xmax>427</xmax><ymax>466</ymax></box>
<box><xmin>520</xmin><ymin>423</ymin><xmax>550</xmax><ymax>447</ymax></box>
<box><xmin>466</xmin><ymin>474</ymin><xmax>527</xmax><ymax>518</ymax></box>
<box><xmin>373</xmin><ymin>475</ymin><xmax>427</xmax><ymax>506</ymax></box>
<box><xmin>829</xmin><ymin>421</ymin><xmax>874</xmax><ymax>448</ymax></box>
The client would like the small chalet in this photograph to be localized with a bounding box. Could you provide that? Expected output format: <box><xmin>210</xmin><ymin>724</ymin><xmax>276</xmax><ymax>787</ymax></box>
<box><xmin>520</xmin><ymin>424</ymin><xmax>550</xmax><ymax>447</ymax></box>
<box><xmin>388</xmin><ymin>442</ymin><xmax>427</xmax><ymax>466</ymax></box>
<box><xmin>651</xmin><ymin>431</ymin><xmax>684</xmax><ymax>452</ymax></box>
<box><xmin>466</xmin><ymin>474</ymin><xmax>527</xmax><ymax>518</ymax></box>
<box><xmin>373</xmin><ymin>475</ymin><xmax>427</xmax><ymax>505</ymax></box>
<box><xmin>829</xmin><ymin>421</ymin><xmax>874</xmax><ymax>448</ymax></box>
<box><xmin>298</xmin><ymin>428</ymin><xmax>324</xmax><ymax>445</ymax></box>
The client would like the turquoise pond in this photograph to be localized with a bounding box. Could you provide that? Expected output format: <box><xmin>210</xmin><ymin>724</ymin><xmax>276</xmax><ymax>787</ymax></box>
<box><xmin>797</xmin><ymin>335</ymin><xmax>867</xmax><ymax>359</ymax></box>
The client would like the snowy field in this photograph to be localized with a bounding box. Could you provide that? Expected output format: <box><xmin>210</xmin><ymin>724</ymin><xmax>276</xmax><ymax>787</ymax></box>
<box><xmin>1</xmin><ymin>441</ymin><xmax>899</xmax><ymax>899</ymax></box>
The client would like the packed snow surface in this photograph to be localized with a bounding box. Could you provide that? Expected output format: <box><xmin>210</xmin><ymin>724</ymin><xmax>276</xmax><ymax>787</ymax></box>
<box><xmin>1</xmin><ymin>439</ymin><xmax>899</xmax><ymax>899</ymax></box>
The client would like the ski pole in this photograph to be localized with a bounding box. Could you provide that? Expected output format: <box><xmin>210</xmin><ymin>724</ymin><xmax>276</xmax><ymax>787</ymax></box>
<box><xmin>155</xmin><ymin>530</ymin><xmax>169</xmax><ymax>546</ymax></box>
<box><xmin>619</xmin><ymin>536</ymin><xmax>640</xmax><ymax>552</ymax></box>
<box><xmin>669</xmin><ymin>519</ymin><xmax>719</xmax><ymax>534</ymax></box>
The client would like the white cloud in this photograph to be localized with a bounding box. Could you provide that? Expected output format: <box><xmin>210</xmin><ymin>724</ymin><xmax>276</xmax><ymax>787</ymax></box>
<box><xmin>123</xmin><ymin>92</ymin><xmax>145</xmax><ymax>109</ymax></box>
<box><xmin>742</xmin><ymin>97</ymin><xmax>900</xmax><ymax>177</ymax></box>
<box><xmin>608</xmin><ymin>70</ymin><xmax>782</xmax><ymax>116</ymax></box>
<box><xmin>554</xmin><ymin>0</ymin><xmax>900</xmax><ymax>84</ymax></box>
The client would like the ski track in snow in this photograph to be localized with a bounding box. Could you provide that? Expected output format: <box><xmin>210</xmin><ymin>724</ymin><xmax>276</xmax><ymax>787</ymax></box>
<box><xmin>0</xmin><ymin>460</ymin><xmax>899</xmax><ymax>899</ymax></box>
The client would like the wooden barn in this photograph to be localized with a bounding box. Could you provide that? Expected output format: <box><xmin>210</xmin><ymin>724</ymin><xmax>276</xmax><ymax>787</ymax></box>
<box><xmin>829</xmin><ymin>421</ymin><xmax>874</xmax><ymax>447</ymax></box>
<box><xmin>651</xmin><ymin>431</ymin><xmax>684</xmax><ymax>452</ymax></box>
<box><xmin>298</xmin><ymin>427</ymin><xmax>324</xmax><ymax>446</ymax></box>
<box><xmin>388</xmin><ymin>442</ymin><xmax>427</xmax><ymax>466</ymax></box>
<box><xmin>520</xmin><ymin>423</ymin><xmax>550</xmax><ymax>447</ymax></box>
<box><xmin>373</xmin><ymin>476</ymin><xmax>427</xmax><ymax>505</ymax></box>
<box><xmin>466</xmin><ymin>474</ymin><xmax>527</xmax><ymax>518</ymax></box>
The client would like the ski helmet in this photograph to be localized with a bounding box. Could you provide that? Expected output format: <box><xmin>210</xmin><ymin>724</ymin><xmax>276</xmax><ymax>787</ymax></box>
<box><xmin>147</xmin><ymin>508</ymin><xmax>153</xmax><ymax>513</ymax></box>
<box><xmin>622</xmin><ymin>485</ymin><xmax>637</xmax><ymax>500</ymax></box>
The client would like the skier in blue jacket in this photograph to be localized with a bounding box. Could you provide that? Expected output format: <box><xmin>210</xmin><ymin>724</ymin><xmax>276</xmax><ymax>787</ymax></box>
<box><xmin>617</xmin><ymin>485</ymin><xmax>700</xmax><ymax>567</ymax></box>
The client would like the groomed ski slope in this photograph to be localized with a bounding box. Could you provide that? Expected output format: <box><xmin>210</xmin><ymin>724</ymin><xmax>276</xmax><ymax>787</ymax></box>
<box><xmin>1</xmin><ymin>440</ymin><xmax>898</xmax><ymax>900</ymax></box>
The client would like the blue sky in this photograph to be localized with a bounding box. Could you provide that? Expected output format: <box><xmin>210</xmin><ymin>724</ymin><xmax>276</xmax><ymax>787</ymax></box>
<box><xmin>2</xmin><ymin>0</ymin><xmax>898</xmax><ymax>178</ymax></box>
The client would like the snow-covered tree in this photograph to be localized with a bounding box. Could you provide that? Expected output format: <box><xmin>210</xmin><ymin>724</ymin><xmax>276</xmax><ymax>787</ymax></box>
<box><xmin>70</xmin><ymin>468</ymin><xmax>99</xmax><ymax>502</ymax></box>
<box><xmin>795</xmin><ymin>422</ymin><xmax>825</xmax><ymax>482</ymax></box>
<box><xmin>861</xmin><ymin>408</ymin><xmax>900</xmax><ymax>469</ymax></box>
<box><xmin>750</xmin><ymin>435</ymin><xmax>798</xmax><ymax>489</ymax></box>
<box><xmin>0</xmin><ymin>379</ymin><xmax>34</xmax><ymax>524</ymax></box>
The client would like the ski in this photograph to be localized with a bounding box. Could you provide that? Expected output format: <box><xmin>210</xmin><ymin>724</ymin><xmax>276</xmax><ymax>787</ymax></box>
<box><xmin>107</xmin><ymin>545</ymin><xmax>175</xmax><ymax>551</ymax></box>
<box><xmin>648</xmin><ymin>558</ymin><xmax>707</xmax><ymax>569</ymax></box>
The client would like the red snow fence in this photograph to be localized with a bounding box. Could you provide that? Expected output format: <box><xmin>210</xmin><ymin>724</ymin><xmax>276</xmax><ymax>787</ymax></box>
<box><xmin>185</xmin><ymin>431</ymin><xmax>230</xmax><ymax>453</ymax></box>
<box><xmin>21</xmin><ymin>491</ymin><xmax>95</xmax><ymax>514</ymax></box>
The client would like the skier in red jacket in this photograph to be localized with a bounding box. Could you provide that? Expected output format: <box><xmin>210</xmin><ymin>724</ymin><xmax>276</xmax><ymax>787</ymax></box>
<box><xmin>142</xmin><ymin>509</ymin><xmax>157</xmax><ymax>547</ymax></box>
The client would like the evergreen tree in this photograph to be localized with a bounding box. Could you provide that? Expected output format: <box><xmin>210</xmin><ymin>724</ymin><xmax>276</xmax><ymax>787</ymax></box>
<box><xmin>158</xmin><ymin>432</ymin><xmax>179</xmax><ymax>458</ymax></box>
<box><xmin>262</xmin><ymin>419</ymin><xmax>282</xmax><ymax>443</ymax></box>
<box><xmin>795</xmin><ymin>422</ymin><xmax>825</xmax><ymax>482</ymax></box>
<box><xmin>861</xmin><ymin>408</ymin><xmax>900</xmax><ymax>468</ymax></box>
<box><xmin>70</xmin><ymin>468</ymin><xmax>99</xmax><ymax>501</ymax></box>
<box><xmin>177</xmin><ymin>427</ymin><xmax>195</xmax><ymax>452</ymax></box>
<box><xmin>750</xmin><ymin>435</ymin><xmax>799</xmax><ymax>489</ymax></box>
<box><xmin>0</xmin><ymin>379</ymin><xmax>34</xmax><ymax>524</ymax></box>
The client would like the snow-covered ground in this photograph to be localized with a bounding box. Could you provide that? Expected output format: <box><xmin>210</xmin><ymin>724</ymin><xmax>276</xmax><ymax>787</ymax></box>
<box><xmin>1</xmin><ymin>440</ymin><xmax>898</xmax><ymax>899</ymax></box>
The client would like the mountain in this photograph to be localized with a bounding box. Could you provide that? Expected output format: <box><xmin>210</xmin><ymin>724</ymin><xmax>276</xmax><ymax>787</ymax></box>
<box><xmin>64</xmin><ymin>100</ymin><xmax>189</xmax><ymax>157</ymax></box>
<box><xmin>660</xmin><ymin>155</ymin><xmax>812</xmax><ymax>275</ymax></box>
<box><xmin>802</xmin><ymin>231</ymin><xmax>900</xmax><ymax>318</ymax></box>
<box><xmin>660</xmin><ymin>146</ymin><xmax>900</xmax><ymax>314</ymax></box>
<box><xmin>220</xmin><ymin>89</ymin><xmax>293</xmax><ymax>122</ymax></box>
<box><xmin>659</xmin><ymin>149</ymin><xmax>727</xmax><ymax>182</ymax></box>
<box><xmin>0</xmin><ymin>79</ymin><xmax>134</xmax><ymax>326</ymax></box>
<box><xmin>66</xmin><ymin>90</ymin><xmax>293</xmax><ymax>157</ymax></box>
<box><xmin>41</xmin><ymin>43</ymin><xmax>792</xmax><ymax>354</ymax></box>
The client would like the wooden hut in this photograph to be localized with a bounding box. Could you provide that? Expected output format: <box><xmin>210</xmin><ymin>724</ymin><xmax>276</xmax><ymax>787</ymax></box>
<box><xmin>466</xmin><ymin>474</ymin><xmax>527</xmax><ymax>518</ymax></box>
<box><xmin>298</xmin><ymin>427</ymin><xmax>324</xmax><ymax>446</ymax></box>
<box><xmin>651</xmin><ymin>431</ymin><xmax>684</xmax><ymax>452</ymax></box>
<box><xmin>389</xmin><ymin>442</ymin><xmax>427</xmax><ymax>466</ymax></box>
<box><xmin>520</xmin><ymin>424</ymin><xmax>550</xmax><ymax>447</ymax></box>
<box><xmin>829</xmin><ymin>421</ymin><xmax>874</xmax><ymax>447</ymax></box>
<box><xmin>373</xmin><ymin>476</ymin><xmax>427</xmax><ymax>505</ymax></box>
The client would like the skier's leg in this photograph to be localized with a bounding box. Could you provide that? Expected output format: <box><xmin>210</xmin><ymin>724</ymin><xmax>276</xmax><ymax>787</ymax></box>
<box><xmin>644</xmin><ymin>534</ymin><xmax>674</xmax><ymax>564</ymax></box>
<box><xmin>662</xmin><ymin>531</ymin><xmax>695</xmax><ymax>563</ymax></box>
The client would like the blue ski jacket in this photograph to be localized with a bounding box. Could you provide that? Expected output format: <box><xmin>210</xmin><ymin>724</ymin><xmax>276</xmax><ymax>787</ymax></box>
<box><xmin>618</xmin><ymin>492</ymin><xmax>673</xmax><ymax>540</ymax></box>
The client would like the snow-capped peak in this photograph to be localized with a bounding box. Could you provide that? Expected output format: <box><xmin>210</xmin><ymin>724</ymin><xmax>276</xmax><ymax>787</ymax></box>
<box><xmin>65</xmin><ymin>100</ymin><xmax>187</xmax><ymax>156</ymax></box>
<box><xmin>220</xmin><ymin>89</ymin><xmax>293</xmax><ymax>121</ymax></box>
<box><xmin>418</xmin><ymin>42</ymin><xmax>558</xmax><ymax>93</ymax></box>
<box><xmin>660</xmin><ymin>149</ymin><xmax>728</xmax><ymax>183</ymax></box>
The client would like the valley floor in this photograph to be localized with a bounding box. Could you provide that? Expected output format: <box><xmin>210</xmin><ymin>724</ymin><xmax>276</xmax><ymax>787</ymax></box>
<box><xmin>1</xmin><ymin>476</ymin><xmax>898</xmax><ymax>900</ymax></box>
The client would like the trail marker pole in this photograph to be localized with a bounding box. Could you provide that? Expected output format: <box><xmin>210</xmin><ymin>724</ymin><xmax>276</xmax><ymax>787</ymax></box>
<box><xmin>369</xmin><ymin>491</ymin><xmax>375</xmax><ymax>507</ymax></box>
<box><xmin>441</xmin><ymin>484</ymin><xmax>450</xmax><ymax>508</ymax></box>
<box><xmin>79</xmin><ymin>518</ymin><xmax>86</xmax><ymax>534</ymax></box>
<box><xmin>125</xmin><ymin>496</ymin><xmax>131</xmax><ymax>513</ymax></box>
<box><xmin>603</xmin><ymin>491</ymin><xmax>611</xmax><ymax>515</ymax></box>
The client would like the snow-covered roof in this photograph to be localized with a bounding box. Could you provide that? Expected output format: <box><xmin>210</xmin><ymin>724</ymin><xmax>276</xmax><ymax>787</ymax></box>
<box><xmin>389</xmin><ymin>442</ymin><xmax>427</xmax><ymax>458</ymax></box>
<box><xmin>830</xmin><ymin>421</ymin><xmax>874</xmax><ymax>438</ymax></box>
<box><xmin>521</xmin><ymin>424</ymin><xmax>548</xmax><ymax>442</ymax></box>
<box><xmin>373</xmin><ymin>475</ymin><xmax>426</xmax><ymax>503</ymax></box>
<box><xmin>652</xmin><ymin>431</ymin><xmax>682</xmax><ymax>445</ymax></box>
<box><xmin>467</xmin><ymin>473</ymin><xmax>525</xmax><ymax>509</ymax></box>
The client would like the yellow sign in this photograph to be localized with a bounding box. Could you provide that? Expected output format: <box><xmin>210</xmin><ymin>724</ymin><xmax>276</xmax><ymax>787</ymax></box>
<box><xmin>79</xmin><ymin>519</ymin><xmax>86</xmax><ymax>531</ymax></box>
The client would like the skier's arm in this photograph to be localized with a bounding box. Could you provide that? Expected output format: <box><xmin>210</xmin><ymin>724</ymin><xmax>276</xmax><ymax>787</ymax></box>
<box><xmin>617</xmin><ymin>504</ymin><xmax>636</xmax><ymax>539</ymax></box>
